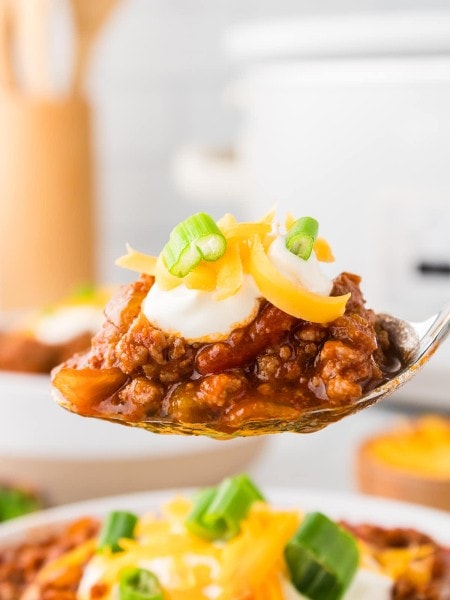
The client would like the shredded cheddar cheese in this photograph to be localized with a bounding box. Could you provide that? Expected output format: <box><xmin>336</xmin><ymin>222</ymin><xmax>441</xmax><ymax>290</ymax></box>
<box><xmin>32</xmin><ymin>494</ymin><xmax>441</xmax><ymax>600</ymax></box>
<box><xmin>115</xmin><ymin>212</ymin><xmax>345</xmax><ymax>324</ymax></box>
<box><xmin>41</xmin><ymin>499</ymin><xmax>301</xmax><ymax>600</ymax></box>
<box><xmin>116</xmin><ymin>244</ymin><xmax>158</xmax><ymax>276</ymax></box>
<box><xmin>314</xmin><ymin>238</ymin><xmax>335</xmax><ymax>262</ymax></box>
<box><xmin>367</xmin><ymin>416</ymin><xmax>450</xmax><ymax>479</ymax></box>
<box><xmin>247</xmin><ymin>236</ymin><xmax>349</xmax><ymax>323</ymax></box>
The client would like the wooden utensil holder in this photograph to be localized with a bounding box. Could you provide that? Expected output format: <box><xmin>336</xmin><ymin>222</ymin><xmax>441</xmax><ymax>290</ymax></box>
<box><xmin>0</xmin><ymin>94</ymin><xmax>95</xmax><ymax>309</ymax></box>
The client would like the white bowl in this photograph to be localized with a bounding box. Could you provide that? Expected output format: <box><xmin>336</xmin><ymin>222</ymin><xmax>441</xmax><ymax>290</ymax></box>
<box><xmin>0</xmin><ymin>372</ymin><xmax>265</xmax><ymax>504</ymax></box>
<box><xmin>0</xmin><ymin>487</ymin><xmax>449</xmax><ymax>547</ymax></box>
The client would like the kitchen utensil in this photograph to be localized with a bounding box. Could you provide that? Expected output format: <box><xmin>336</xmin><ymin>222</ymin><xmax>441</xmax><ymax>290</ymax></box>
<box><xmin>54</xmin><ymin>303</ymin><xmax>450</xmax><ymax>437</ymax></box>
<box><xmin>70</xmin><ymin>0</ymin><xmax>119</xmax><ymax>95</ymax></box>
<box><xmin>12</xmin><ymin>0</ymin><xmax>51</xmax><ymax>94</ymax></box>
<box><xmin>175</xmin><ymin>12</ymin><xmax>450</xmax><ymax>408</ymax></box>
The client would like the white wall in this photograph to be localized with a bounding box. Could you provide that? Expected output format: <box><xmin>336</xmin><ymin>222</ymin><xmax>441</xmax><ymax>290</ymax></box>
<box><xmin>85</xmin><ymin>0</ymin><xmax>450</xmax><ymax>282</ymax></box>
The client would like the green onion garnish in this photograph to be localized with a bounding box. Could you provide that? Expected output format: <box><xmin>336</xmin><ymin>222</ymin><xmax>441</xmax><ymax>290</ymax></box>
<box><xmin>284</xmin><ymin>512</ymin><xmax>359</xmax><ymax>600</ymax></box>
<box><xmin>185</xmin><ymin>474</ymin><xmax>264</xmax><ymax>541</ymax></box>
<box><xmin>161</xmin><ymin>212</ymin><xmax>227</xmax><ymax>277</ymax></box>
<box><xmin>286</xmin><ymin>216</ymin><xmax>319</xmax><ymax>260</ymax></box>
<box><xmin>98</xmin><ymin>510</ymin><xmax>138</xmax><ymax>553</ymax></box>
<box><xmin>0</xmin><ymin>487</ymin><xmax>41</xmax><ymax>522</ymax></box>
<box><xmin>119</xmin><ymin>567</ymin><xmax>164</xmax><ymax>600</ymax></box>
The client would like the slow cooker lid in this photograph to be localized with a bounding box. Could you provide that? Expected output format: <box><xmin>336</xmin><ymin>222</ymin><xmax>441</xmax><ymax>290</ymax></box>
<box><xmin>224</xmin><ymin>10</ymin><xmax>450</xmax><ymax>62</ymax></box>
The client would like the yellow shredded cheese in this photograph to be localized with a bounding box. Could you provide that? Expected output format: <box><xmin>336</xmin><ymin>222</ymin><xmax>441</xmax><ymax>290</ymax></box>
<box><xmin>115</xmin><ymin>212</ymin><xmax>347</xmax><ymax>322</ymax></box>
<box><xmin>35</xmin><ymin>539</ymin><xmax>97</xmax><ymax>583</ymax></box>
<box><xmin>314</xmin><ymin>237</ymin><xmax>335</xmax><ymax>262</ymax></box>
<box><xmin>247</xmin><ymin>236</ymin><xmax>349</xmax><ymax>323</ymax></box>
<box><xmin>367</xmin><ymin>416</ymin><xmax>450</xmax><ymax>479</ymax></box>
<box><xmin>375</xmin><ymin>544</ymin><xmax>436</xmax><ymax>587</ymax></box>
<box><xmin>285</xmin><ymin>212</ymin><xmax>295</xmax><ymax>231</ymax></box>
<box><xmin>214</xmin><ymin>240</ymin><xmax>244</xmax><ymax>301</ymax></box>
<box><xmin>184</xmin><ymin>261</ymin><xmax>218</xmax><ymax>292</ymax></box>
<box><xmin>219</xmin><ymin>504</ymin><xmax>300</xmax><ymax>599</ymax></box>
<box><xmin>34</xmin><ymin>494</ymin><xmax>439</xmax><ymax>600</ymax></box>
<box><xmin>116</xmin><ymin>244</ymin><xmax>158</xmax><ymax>276</ymax></box>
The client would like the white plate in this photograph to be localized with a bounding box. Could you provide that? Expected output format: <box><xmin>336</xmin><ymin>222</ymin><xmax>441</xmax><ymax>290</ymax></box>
<box><xmin>0</xmin><ymin>488</ymin><xmax>449</xmax><ymax>547</ymax></box>
<box><xmin>0</xmin><ymin>372</ymin><xmax>265</xmax><ymax>503</ymax></box>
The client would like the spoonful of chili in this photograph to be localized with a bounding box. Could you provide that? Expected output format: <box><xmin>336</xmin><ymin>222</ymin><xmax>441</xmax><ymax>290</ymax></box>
<box><xmin>51</xmin><ymin>212</ymin><xmax>450</xmax><ymax>439</ymax></box>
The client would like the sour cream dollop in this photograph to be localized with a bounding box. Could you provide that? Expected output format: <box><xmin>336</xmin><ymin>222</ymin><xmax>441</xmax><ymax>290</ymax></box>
<box><xmin>142</xmin><ymin>275</ymin><xmax>260</xmax><ymax>343</ymax></box>
<box><xmin>268</xmin><ymin>235</ymin><xmax>332</xmax><ymax>296</ymax></box>
<box><xmin>142</xmin><ymin>234</ymin><xmax>333</xmax><ymax>342</ymax></box>
<box><xmin>281</xmin><ymin>569</ymin><xmax>393</xmax><ymax>599</ymax></box>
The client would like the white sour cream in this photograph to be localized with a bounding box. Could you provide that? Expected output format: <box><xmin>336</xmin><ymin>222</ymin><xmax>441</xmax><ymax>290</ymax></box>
<box><xmin>142</xmin><ymin>276</ymin><xmax>261</xmax><ymax>343</ymax></box>
<box><xmin>78</xmin><ymin>554</ymin><xmax>222</xmax><ymax>600</ymax></box>
<box><xmin>345</xmin><ymin>568</ymin><xmax>393</xmax><ymax>599</ymax></box>
<box><xmin>268</xmin><ymin>235</ymin><xmax>332</xmax><ymax>296</ymax></box>
<box><xmin>77</xmin><ymin>557</ymin><xmax>107</xmax><ymax>600</ymax></box>
<box><xmin>79</xmin><ymin>558</ymin><xmax>392</xmax><ymax>600</ymax></box>
<box><xmin>281</xmin><ymin>569</ymin><xmax>393</xmax><ymax>600</ymax></box>
<box><xmin>142</xmin><ymin>234</ymin><xmax>333</xmax><ymax>342</ymax></box>
<box><xmin>34</xmin><ymin>305</ymin><xmax>104</xmax><ymax>345</ymax></box>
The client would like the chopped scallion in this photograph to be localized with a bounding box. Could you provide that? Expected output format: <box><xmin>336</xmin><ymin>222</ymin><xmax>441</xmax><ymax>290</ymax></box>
<box><xmin>286</xmin><ymin>216</ymin><xmax>319</xmax><ymax>260</ymax></box>
<box><xmin>161</xmin><ymin>213</ymin><xmax>227</xmax><ymax>277</ymax></box>
<box><xmin>185</xmin><ymin>474</ymin><xmax>264</xmax><ymax>540</ymax></box>
<box><xmin>284</xmin><ymin>512</ymin><xmax>359</xmax><ymax>600</ymax></box>
<box><xmin>98</xmin><ymin>510</ymin><xmax>138</xmax><ymax>553</ymax></box>
<box><xmin>119</xmin><ymin>567</ymin><xmax>164</xmax><ymax>600</ymax></box>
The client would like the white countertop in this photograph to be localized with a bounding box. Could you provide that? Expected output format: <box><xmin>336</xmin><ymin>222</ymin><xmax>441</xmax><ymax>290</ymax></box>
<box><xmin>247</xmin><ymin>405</ymin><xmax>413</xmax><ymax>492</ymax></box>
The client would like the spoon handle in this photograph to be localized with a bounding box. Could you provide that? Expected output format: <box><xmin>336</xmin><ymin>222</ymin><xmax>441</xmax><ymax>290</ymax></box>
<box><xmin>420</xmin><ymin>302</ymin><xmax>450</xmax><ymax>359</ymax></box>
<box><xmin>435</xmin><ymin>302</ymin><xmax>450</xmax><ymax>344</ymax></box>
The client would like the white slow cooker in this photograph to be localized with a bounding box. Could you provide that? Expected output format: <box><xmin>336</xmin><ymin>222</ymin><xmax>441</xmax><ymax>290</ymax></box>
<box><xmin>174</xmin><ymin>11</ymin><xmax>450</xmax><ymax>407</ymax></box>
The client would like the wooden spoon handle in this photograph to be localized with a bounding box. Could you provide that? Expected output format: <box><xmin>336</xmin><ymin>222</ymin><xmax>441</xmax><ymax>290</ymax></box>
<box><xmin>70</xmin><ymin>0</ymin><xmax>119</xmax><ymax>95</ymax></box>
<box><xmin>14</xmin><ymin>0</ymin><xmax>52</xmax><ymax>95</ymax></box>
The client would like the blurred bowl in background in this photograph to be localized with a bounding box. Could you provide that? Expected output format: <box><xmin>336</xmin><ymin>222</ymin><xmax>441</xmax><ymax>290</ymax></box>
<box><xmin>356</xmin><ymin>415</ymin><xmax>450</xmax><ymax>511</ymax></box>
<box><xmin>0</xmin><ymin>372</ymin><xmax>265</xmax><ymax>505</ymax></box>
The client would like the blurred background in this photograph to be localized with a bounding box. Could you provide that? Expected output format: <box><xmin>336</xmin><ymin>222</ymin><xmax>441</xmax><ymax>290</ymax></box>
<box><xmin>0</xmin><ymin>0</ymin><xmax>449</xmax><ymax>517</ymax></box>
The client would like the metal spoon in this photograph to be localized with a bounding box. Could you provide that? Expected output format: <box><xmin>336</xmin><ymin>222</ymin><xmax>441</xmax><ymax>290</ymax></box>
<box><xmin>53</xmin><ymin>303</ymin><xmax>450</xmax><ymax>439</ymax></box>
<box><xmin>276</xmin><ymin>303</ymin><xmax>450</xmax><ymax>436</ymax></box>
<box><xmin>361</xmin><ymin>303</ymin><xmax>450</xmax><ymax>408</ymax></box>
<box><xmin>221</xmin><ymin>303</ymin><xmax>450</xmax><ymax>436</ymax></box>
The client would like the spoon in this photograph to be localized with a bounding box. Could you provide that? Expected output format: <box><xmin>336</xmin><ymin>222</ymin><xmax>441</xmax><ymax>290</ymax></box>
<box><xmin>70</xmin><ymin>0</ymin><xmax>120</xmax><ymax>95</ymax></box>
<box><xmin>52</xmin><ymin>303</ymin><xmax>450</xmax><ymax>439</ymax></box>
<box><xmin>343</xmin><ymin>303</ymin><xmax>450</xmax><ymax>418</ymax></box>
<box><xmin>272</xmin><ymin>303</ymin><xmax>450</xmax><ymax>437</ymax></box>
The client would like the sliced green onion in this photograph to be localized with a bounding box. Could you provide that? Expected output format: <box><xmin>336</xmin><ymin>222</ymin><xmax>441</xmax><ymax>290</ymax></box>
<box><xmin>286</xmin><ymin>216</ymin><xmax>319</xmax><ymax>260</ymax></box>
<box><xmin>98</xmin><ymin>510</ymin><xmax>138</xmax><ymax>553</ymax></box>
<box><xmin>185</xmin><ymin>474</ymin><xmax>264</xmax><ymax>540</ymax></box>
<box><xmin>119</xmin><ymin>567</ymin><xmax>164</xmax><ymax>600</ymax></box>
<box><xmin>284</xmin><ymin>512</ymin><xmax>359</xmax><ymax>600</ymax></box>
<box><xmin>161</xmin><ymin>212</ymin><xmax>227</xmax><ymax>277</ymax></box>
<box><xmin>0</xmin><ymin>487</ymin><xmax>41</xmax><ymax>522</ymax></box>
<box><xmin>184</xmin><ymin>487</ymin><xmax>219</xmax><ymax>540</ymax></box>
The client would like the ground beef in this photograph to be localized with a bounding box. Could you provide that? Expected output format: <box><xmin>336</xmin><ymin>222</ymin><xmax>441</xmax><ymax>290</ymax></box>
<box><xmin>3</xmin><ymin>519</ymin><xmax>448</xmax><ymax>599</ymax></box>
<box><xmin>0</xmin><ymin>518</ymin><xmax>98</xmax><ymax>600</ymax></box>
<box><xmin>52</xmin><ymin>272</ymin><xmax>401</xmax><ymax>436</ymax></box>
<box><xmin>343</xmin><ymin>523</ymin><xmax>450</xmax><ymax>600</ymax></box>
